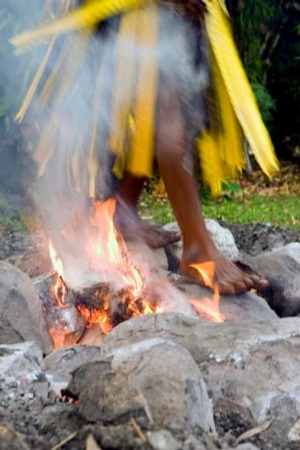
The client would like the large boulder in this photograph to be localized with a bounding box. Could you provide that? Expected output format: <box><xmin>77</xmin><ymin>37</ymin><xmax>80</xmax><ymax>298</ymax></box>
<box><xmin>67</xmin><ymin>339</ymin><xmax>215</xmax><ymax>433</ymax></box>
<box><xmin>102</xmin><ymin>314</ymin><xmax>300</xmax><ymax>427</ymax></box>
<box><xmin>243</xmin><ymin>243</ymin><xmax>300</xmax><ymax>317</ymax></box>
<box><xmin>0</xmin><ymin>261</ymin><xmax>53</xmax><ymax>354</ymax></box>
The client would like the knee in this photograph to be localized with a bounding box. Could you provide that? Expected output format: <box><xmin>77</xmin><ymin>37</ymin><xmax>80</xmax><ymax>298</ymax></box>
<box><xmin>156</xmin><ymin>89</ymin><xmax>186</xmax><ymax>161</ymax></box>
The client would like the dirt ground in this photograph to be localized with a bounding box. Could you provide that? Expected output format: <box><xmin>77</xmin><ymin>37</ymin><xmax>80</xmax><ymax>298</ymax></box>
<box><xmin>0</xmin><ymin>379</ymin><xmax>283</xmax><ymax>450</ymax></box>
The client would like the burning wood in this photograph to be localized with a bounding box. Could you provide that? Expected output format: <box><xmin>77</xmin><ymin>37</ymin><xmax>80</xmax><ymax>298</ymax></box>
<box><xmin>44</xmin><ymin>198</ymin><xmax>224</xmax><ymax>347</ymax></box>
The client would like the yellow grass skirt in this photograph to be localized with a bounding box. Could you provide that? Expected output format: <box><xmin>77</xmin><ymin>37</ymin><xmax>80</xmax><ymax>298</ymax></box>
<box><xmin>12</xmin><ymin>0</ymin><xmax>279</xmax><ymax>197</ymax></box>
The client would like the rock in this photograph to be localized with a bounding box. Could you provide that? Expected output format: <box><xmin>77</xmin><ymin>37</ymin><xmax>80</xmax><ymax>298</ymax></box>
<box><xmin>288</xmin><ymin>419</ymin><xmax>300</xmax><ymax>442</ymax></box>
<box><xmin>1</xmin><ymin>231</ymin><xmax>51</xmax><ymax>278</ymax></box>
<box><xmin>0</xmin><ymin>426</ymin><xmax>30</xmax><ymax>450</ymax></box>
<box><xmin>259</xmin><ymin>396</ymin><xmax>300</xmax><ymax>450</ymax></box>
<box><xmin>243</xmin><ymin>243</ymin><xmax>300</xmax><ymax>317</ymax></box>
<box><xmin>102</xmin><ymin>314</ymin><xmax>300</xmax><ymax>422</ymax></box>
<box><xmin>0</xmin><ymin>342</ymin><xmax>44</xmax><ymax>384</ymax></box>
<box><xmin>162</xmin><ymin>220</ymin><xmax>239</xmax><ymax>260</ymax></box>
<box><xmin>34</xmin><ymin>274</ymin><xmax>86</xmax><ymax>348</ymax></box>
<box><xmin>178</xmin><ymin>281</ymin><xmax>277</xmax><ymax>322</ymax></box>
<box><xmin>9</xmin><ymin>249</ymin><xmax>51</xmax><ymax>279</ymax></box>
<box><xmin>235</xmin><ymin>445</ymin><xmax>260</xmax><ymax>450</ymax></box>
<box><xmin>148</xmin><ymin>430</ymin><xmax>181</xmax><ymax>450</ymax></box>
<box><xmin>214</xmin><ymin>398</ymin><xmax>257</xmax><ymax>437</ymax></box>
<box><xmin>220</xmin><ymin>221</ymin><xmax>300</xmax><ymax>257</ymax></box>
<box><xmin>45</xmin><ymin>345</ymin><xmax>103</xmax><ymax>392</ymax></box>
<box><xmin>68</xmin><ymin>338</ymin><xmax>215</xmax><ymax>433</ymax></box>
<box><xmin>205</xmin><ymin>219</ymin><xmax>239</xmax><ymax>260</ymax></box>
<box><xmin>181</xmin><ymin>435</ymin><xmax>208</xmax><ymax>450</ymax></box>
<box><xmin>0</xmin><ymin>261</ymin><xmax>53</xmax><ymax>354</ymax></box>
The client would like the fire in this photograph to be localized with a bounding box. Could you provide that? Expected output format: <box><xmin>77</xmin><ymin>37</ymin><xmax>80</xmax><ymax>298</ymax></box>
<box><xmin>49</xmin><ymin>240</ymin><xmax>64</xmax><ymax>278</ymax></box>
<box><xmin>48</xmin><ymin>240</ymin><xmax>67</xmax><ymax>307</ymax></box>
<box><xmin>89</xmin><ymin>199</ymin><xmax>123</xmax><ymax>265</ymax></box>
<box><xmin>189</xmin><ymin>262</ymin><xmax>225</xmax><ymax>323</ymax></box>
<box><xmin>47</xmin><ymin>199</ymin><xmax>225</xmax><ymax>344</ymax></box>
<box><xmin>48</xmin><ymin>199</ymin><xmax>162</xmax><ymax>328</ymax></box>
<box><xmin>86</xmin><ymin>199</ymin><xmax>144</xmax><ymax>295</ymax></box>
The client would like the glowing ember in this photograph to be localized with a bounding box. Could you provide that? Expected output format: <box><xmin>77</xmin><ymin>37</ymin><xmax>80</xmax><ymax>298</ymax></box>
<box><xmin>189</xmin><ymin>262</ymin><xmax>225</xmax><ymax>323</ymax></box>
<box><xmin>47</xmin><ymin>199</ymin><xmax>225</xmax><ymax>343</ymax></box>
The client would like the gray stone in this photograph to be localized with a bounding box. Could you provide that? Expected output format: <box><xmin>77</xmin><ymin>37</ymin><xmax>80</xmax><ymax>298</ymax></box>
<box><xmin>0</xmin><ymin>342</ymin><xmax>44</xmax><ymax>384</ymax></box>
<box><xmin>288</xmin><ymin>419</ymin><xmax>300</xmax><ymax>442</ymax></box>
<box><xmin>68</xmin><ymin>338</ymin><xmax>215</xmax><ymax>433</ymax></box>
<box><xmin>162</xmin><ymin>220</ymin><xmax>239</xmax><ymax>260</ymax></box>
<box><xmin>147</xmin><ymin>430</ymin><xmax>181</xmax><ymax>450</ymax></box>
<box><xmin>235</xmin><ymin>445</ymin><xmax>260</xmax><ymax>450</ymax></box>
<box><xmin>178</xmin><ymin>281</ymin><xmax>277</xmax><ymax>322</ymax></box>
<box><xmin>102</xmin><ymin>314</ymin><xmax>300</xmax><ymax>422</ymax></box>
<box><xmin>181</xmin><ymin>435</ymin><xmax>207</xmax><ymax>450</ymax></box>
<box><xmin>0</xmin><ymin>426</ymin><xmax>30</xmax><ymax>450</ymax></box>
<box><xmin>0</xmin><ymin>261</ymin><xmax>53</xmax><ymax>354</ymax></box>
<box><xmin>259</xmin><ymin>396</ymin><xmax>300</xmax><ymax>450</ymax></box>
<box><xmin>34</xmin><ymin>274</ymin><xmax>86</xmax><ymax>348</ymax></box>
<box><xmin>243</xmin><ymin>244</ymin><xmax>300</xmax><ymax>317</ymax></box>
<box><xmin>45</xmin><ymin>345</ymin><xmax>103</xmax><ymax>391</ymax></box>
<box><xmin>205</xmin><ymin>219</ymin><xmax>239</xmax><ymax>260</ymax></box>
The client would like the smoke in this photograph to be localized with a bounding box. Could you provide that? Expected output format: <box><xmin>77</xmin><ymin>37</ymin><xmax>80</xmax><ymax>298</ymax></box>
<box><xmin>4</xmin><ymin>2</ymin><xmax>209</xmax><ymax>290</ymax></box>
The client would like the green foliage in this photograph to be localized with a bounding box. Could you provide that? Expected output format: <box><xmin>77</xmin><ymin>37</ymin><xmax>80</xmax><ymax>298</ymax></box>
<box><xmin>227</xmin><ymin>0</ymin><xmax>300</xmax><ymax>152</ymax></box>
<box><xmin>139</xmin><ymin>194</ymin><xmax>300</xmax><ymax>231</ymax></box>
<box><xmin>0</xmin><ymin>198</ymin><xmax>28</xmax><ymax>234</ymax></box>
<box><xmin>251</xmin><ymin>82</ymin><xmax>276</xmax><ymax>124</ymax></box>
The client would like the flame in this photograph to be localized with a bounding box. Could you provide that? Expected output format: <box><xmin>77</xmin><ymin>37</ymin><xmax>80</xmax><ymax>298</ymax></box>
<box><xmin>48</xmin><ymin>240</ymin><xmax>67</xmax><ymax>307</ymax></box>
<box><xmin>121</xmin><ymin>266</ymin><xmax>143</xmax><ymax>297</ymax></box>
<box><xmin>47</xmin><ymin>199</ymin><xmax>162</xmax><ymax>331</ymax></box>
<box><xmin>47</xmin><ymin>200</ymin><xmax>225</xmax><ymax>347</ymax></box>
<box><xmin>87</xmin><ymin>199</ymin><xmax>144</xmax><ymax>295</ymax></box>
<box><xmin>90</xmin><ymin>199</ymin><xmax>122</xmax><ymax>264</ymax></box>
<box><xmin>49</xmin><ymin>240</ymin><xmax>64</xmax><ymax>278</ymax></box>
<box><xmin>189</xmin><ymin>262</ymin><xmax>225</xmax><ymax>323</ymax></box>
<box><xmin>76</xmin><ymin>304</ymin><xmax>113</xmax><ymax>334</ymax></box>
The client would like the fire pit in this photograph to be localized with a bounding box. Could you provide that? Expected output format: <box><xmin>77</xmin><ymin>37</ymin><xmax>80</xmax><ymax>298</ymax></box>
<box><xmin>1</xmin><ymin>213</ymin><xmax>300</xmax><ymax>450</ymax></box>
<box><xmin>34</xmin><ymin>198</ymin><xmax>226</xmax><ymax>349</ymax></box>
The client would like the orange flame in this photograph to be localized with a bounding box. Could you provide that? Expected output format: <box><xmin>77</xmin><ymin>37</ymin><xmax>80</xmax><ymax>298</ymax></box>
<box><xmin>48</xmin><ymin>240</ymin><xmax>67</xmax><ymax>307</ymax></box>
<box><xmin>49</xmin><ymin>240</ymin><xmax>64</xmax><ymax>279</ymax></box>
<box><xmin>189</xmin><ymin>262</ymin><xmax>225</xmax><ymax>323</ymax></box>
<box><xmin>76</xmin><ymin>304</ymin><xmax>113</xmax><ymax>334</ymax></box>
<box><xmin>90</xmin><ymin>199</ymin><xmax>122</xmax><ymax>265</ymax></box>
<box><xmin>47</xmin><ymin>200</ymin><xmax>225</xmax><ymax>346</ymax></box>
<box><xmin>87</xmin><ymin>199</ymin><xmax>144</xmax><ymax>295</ymax></box>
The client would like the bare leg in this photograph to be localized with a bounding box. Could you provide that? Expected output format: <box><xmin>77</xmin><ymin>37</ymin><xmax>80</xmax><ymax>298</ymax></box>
<box><xmin>115</xmin><ymin>171</ymin><xmax>180</xmax><ymax>247</ymax></box>
<box><xmin>156</xmin><ymin>87</ymin><xmax>266</xmax><ymax>295</ymax></box>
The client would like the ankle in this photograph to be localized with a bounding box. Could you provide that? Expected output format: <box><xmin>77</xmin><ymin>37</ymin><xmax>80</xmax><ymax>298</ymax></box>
<box><xmin>182</xmin><ymin>237</ymin><xmax>218</xmax><ymax>264</ymax></box>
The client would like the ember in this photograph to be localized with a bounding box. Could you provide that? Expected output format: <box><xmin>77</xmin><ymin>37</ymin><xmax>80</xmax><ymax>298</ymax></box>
<box><xmin>47</xmin><ymin>198</ymin><xmax>224</xmax><ymax>343</ymax></box>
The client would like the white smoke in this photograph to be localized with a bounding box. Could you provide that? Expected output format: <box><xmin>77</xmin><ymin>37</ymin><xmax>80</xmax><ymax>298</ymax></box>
<box><xmin>5</xmin><ymin>2</ymin><xmax>209</xmax><ymax>294</ymax></box>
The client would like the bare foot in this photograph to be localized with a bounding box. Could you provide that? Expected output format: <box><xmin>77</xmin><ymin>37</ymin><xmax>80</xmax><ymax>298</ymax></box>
<box><xmin>123</xmin><ymin>220</ymin><xmax>181</xmax><ymax>248</ymax></box>
<box><xmin>180</xmin><ymin>245</ymin><xmax>268</xmax><ymax>295</ymax></box>
<box><xmin>115</xmin><ymin>204</ymin><xmax>180</xmax><ymax>248</ymax></box>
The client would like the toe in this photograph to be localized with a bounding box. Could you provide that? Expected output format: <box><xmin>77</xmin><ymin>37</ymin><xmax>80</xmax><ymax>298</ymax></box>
<box><xmin>254</xmin><ymin>278</ymin><xmax>269</xmax><ymax>291</ymax></box>
<box><xmin>218</xmin><ymin>281</ymin><xmax>236</xmax><ymax>296</ymax></box>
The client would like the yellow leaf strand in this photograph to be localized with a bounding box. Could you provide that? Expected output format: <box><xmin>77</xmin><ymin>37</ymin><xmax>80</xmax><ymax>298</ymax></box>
<box><xmin>127</xmin><ymin>3</ymin><xmax>158</xmax><ymax>177</ymax></box>
<box><xmin>11</xmin><ymin>0</ymin><xmax>150</xmax><ymax>52</ymax></box>
<box><xmin>205</xmin><ymin>0</ymin><xmax>279</xmax><ymax>177</ymax></box>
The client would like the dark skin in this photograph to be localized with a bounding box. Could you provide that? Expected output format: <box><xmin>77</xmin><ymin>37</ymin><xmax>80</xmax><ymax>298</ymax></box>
<box><xmin>116</xmin><ymin>86</ymin><xmax>268</xmax><ymax>295</ymax></box>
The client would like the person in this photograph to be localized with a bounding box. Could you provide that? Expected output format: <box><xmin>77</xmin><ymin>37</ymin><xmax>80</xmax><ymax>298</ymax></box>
<box><xmin>11</xmin><ymin>0</ymin><xmax>279</xmax><ymax>295</ymax></box>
